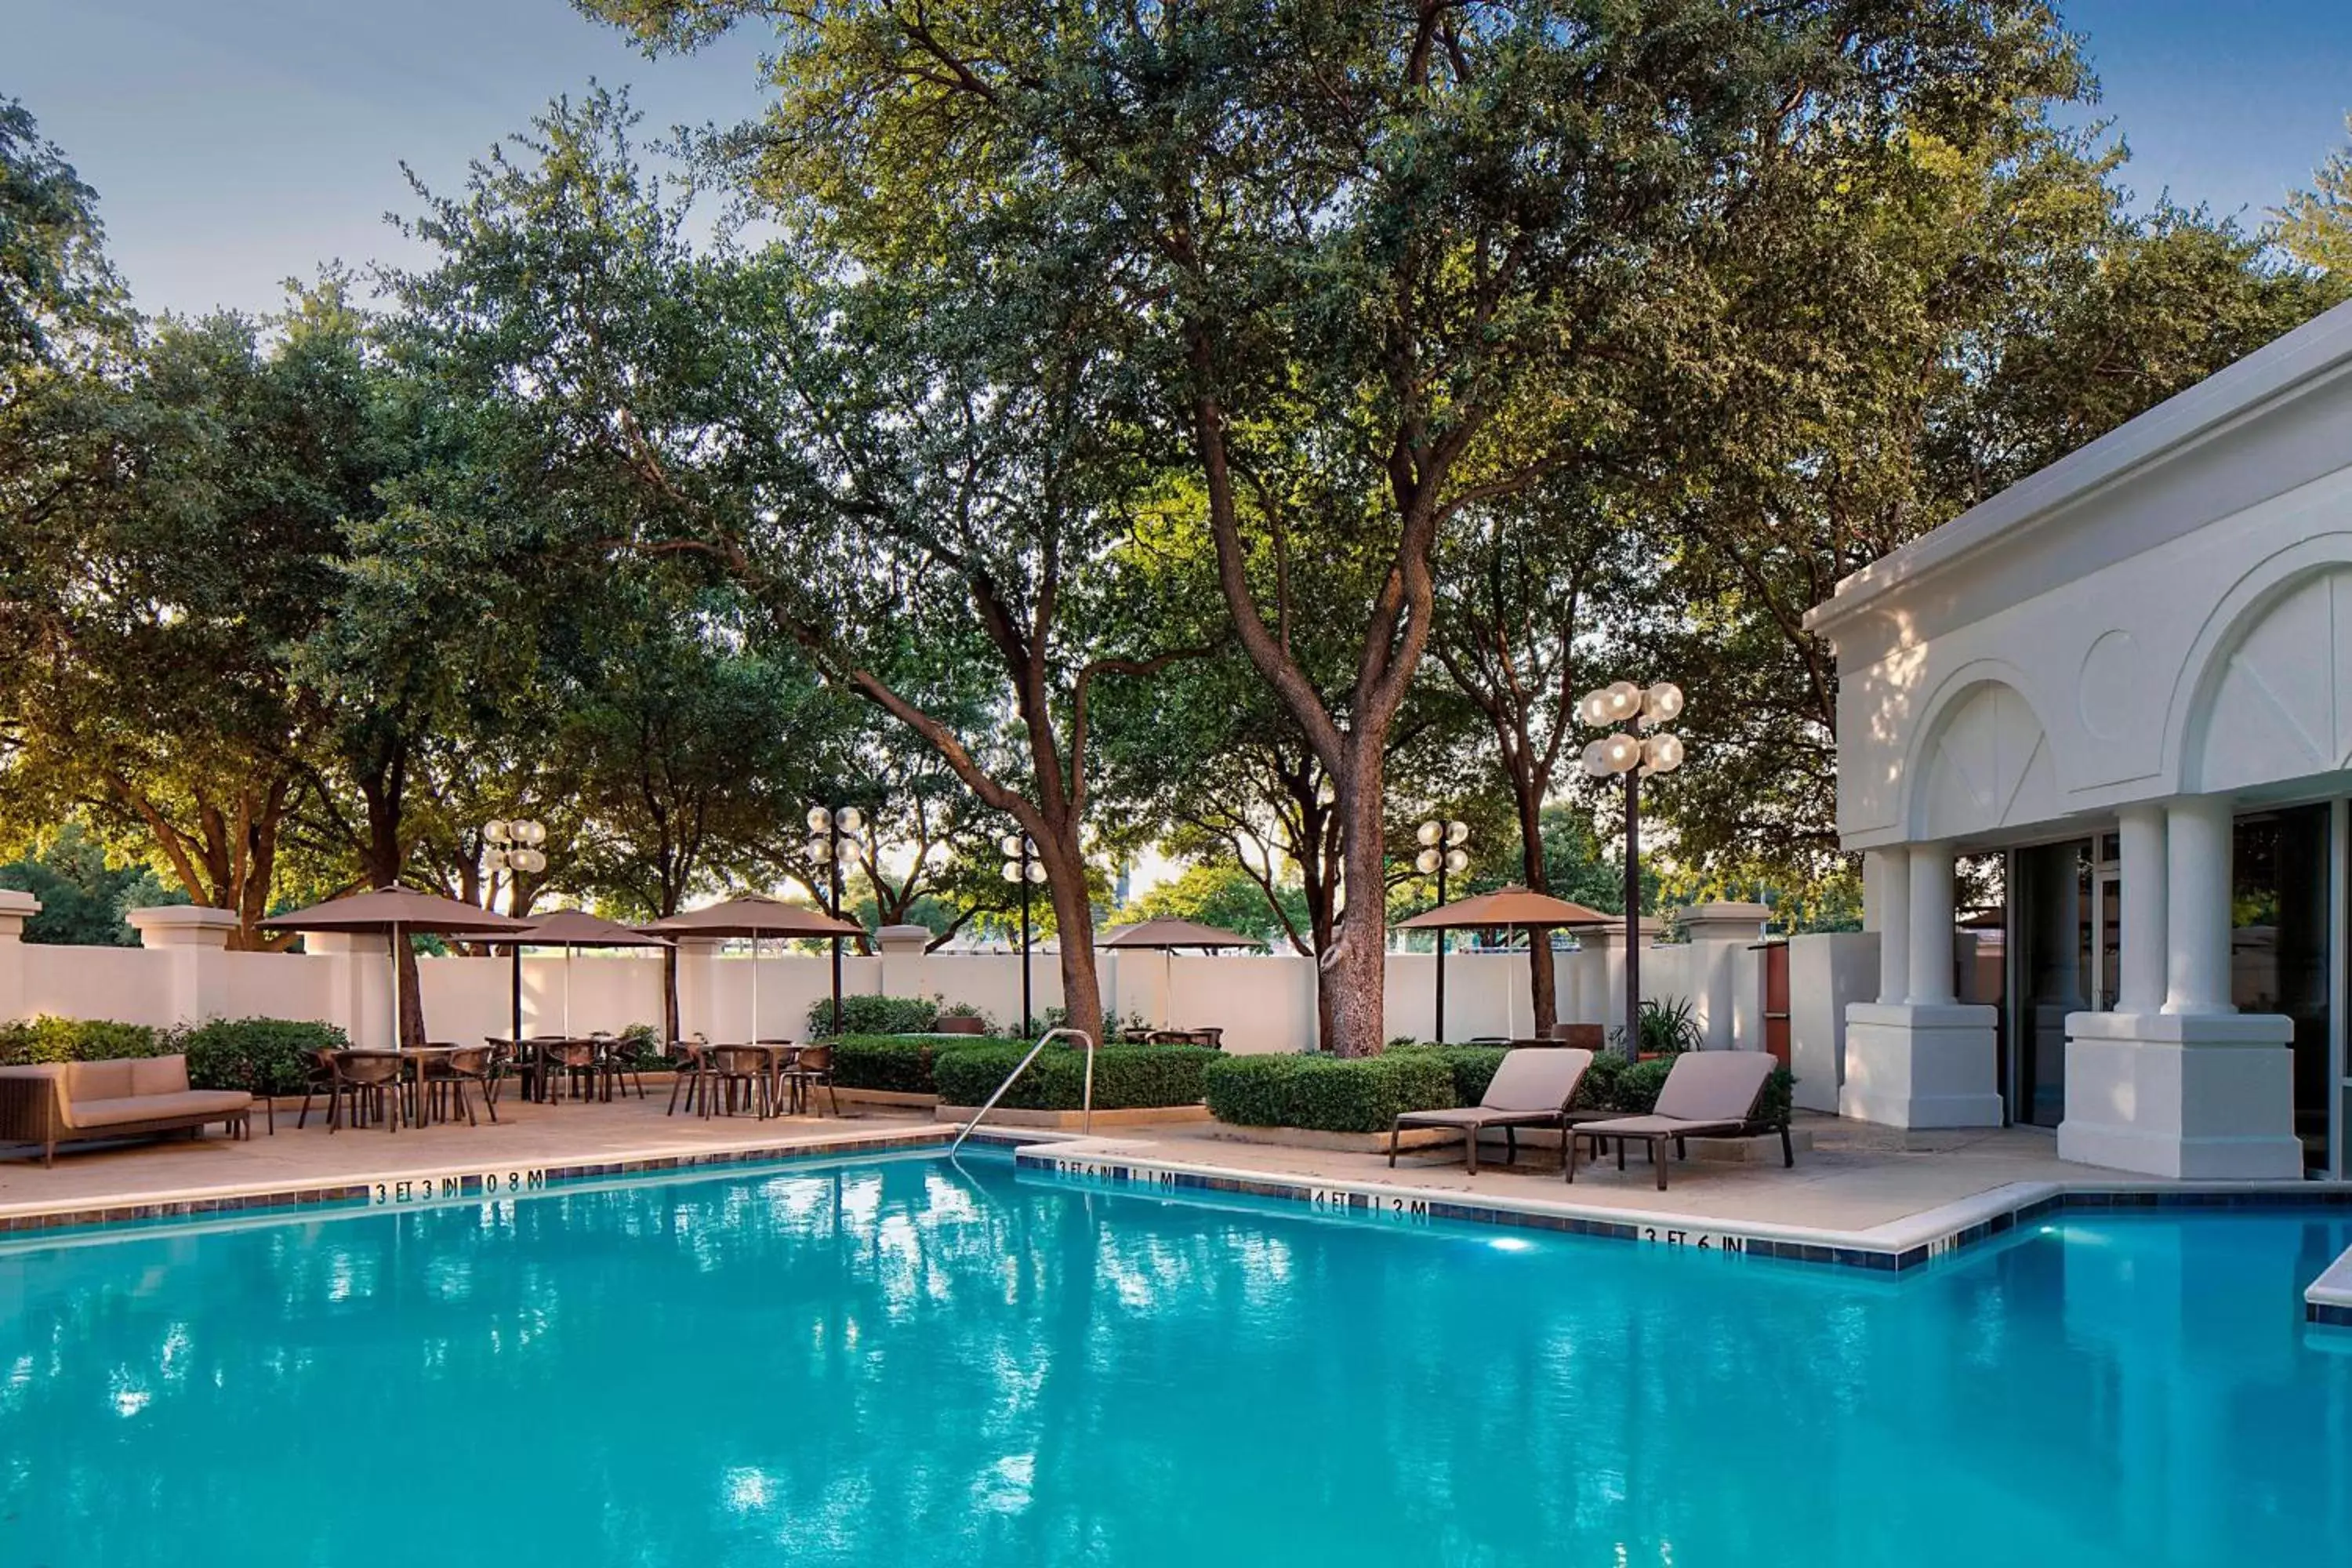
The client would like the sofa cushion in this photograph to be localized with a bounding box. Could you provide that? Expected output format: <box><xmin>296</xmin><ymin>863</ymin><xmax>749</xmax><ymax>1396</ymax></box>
<box><xmin>68</xmin><ymin>1090</ymin><xmax>251</xmax><ymax>1129</ymax></box>
<box><xmin>129</xmin><ymin>1054</ymin><xmax>190</xmax><ymax>1096</ymax></box>
<box><xmin>64</xmin><ymin>1058</ymin><xmax>136</xmax><ymax>1102</ymax></box>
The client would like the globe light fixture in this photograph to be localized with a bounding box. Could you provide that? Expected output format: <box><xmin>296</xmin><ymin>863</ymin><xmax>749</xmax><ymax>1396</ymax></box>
<box><xmin>1579</xmin><ymin>673</ymin><xmax>1691</xmax><ymax>1061</ymax></box>
<box><xmin>1416</xmin><ymin>816</ymin><xmax>1470</xmax><ymax>1041</ymax></box>
<box><xmin>807</xmin><ymin>800</ymin><xmax>875</xmax><ymax>1035</ymax></box>
<box><xmin>484</xmin><ymin>818</ymin><xmax>548</xmax><ymax>878</ymax></box>
<box><xmin>1000</xmin><ymin>830</ymin><xmax>1046</xmax><ymax>1036</ymax></box>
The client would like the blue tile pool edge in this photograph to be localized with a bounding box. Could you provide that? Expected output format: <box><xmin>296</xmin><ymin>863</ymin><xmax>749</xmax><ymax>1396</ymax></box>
<box><xmin>0</xmin><ymin>1124</ymin><xmax>1041</xmax><ymax>1240</ymax></box>
<box><xmin>5</xmin><ymin>1123</ymin><xmax>2349</xmax><ymax>1285</ymax></box>
<box><xmin>1007</xmin><ymin>1143</ymin><xmax>2352</xmax><ymax>1279</ymax></box>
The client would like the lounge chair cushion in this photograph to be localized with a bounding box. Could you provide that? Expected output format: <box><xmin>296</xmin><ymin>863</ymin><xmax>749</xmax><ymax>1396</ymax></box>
<box><xmin>64</xmin><ymin>1058</ymin><xmax>136</xmax><ymax>1102</ymax></box>
<box><xmin>1396</xmin><ymin>1105</ymin><xmax>1560</xmax><ymax>1129</ymax></box>
<box><xmin>1474</xmin><ymin>1047</ymin><xmax>1595</xmax><ymax>1112</ymax></box>
<box><xmin>1572</xmin><ymin>1112</ymin><xmax>1745</xmax><ymax>1139</ymax></box>
<box><xmin>67</xmin><ymin>1090</ymin><xmax>252</xmax><ymax>1129</ymax></box>
<box><xmin>1650</xmin><ymin>1051</ymin><xmax>1776</xmax><ymax>1123</ymax></box>
<box><xmin>129</xmin><ymin>1054</ymin><xmax>191</xmax><ymax>1096</ymax></box>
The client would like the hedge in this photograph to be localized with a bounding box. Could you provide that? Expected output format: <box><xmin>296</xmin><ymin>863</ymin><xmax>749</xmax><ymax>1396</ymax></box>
<box><xmin>930</xmin><ymin>1043</ymin><xmax>1220</xmax><ymax>1111</ymax></box>
<box><xmin>0</xmin><ymin>1014</ymin><xmax>352</xmax><ymax>1097</ymax></box>
<box><xmin>808</xmin><ymin>993</ymin><xmax>941</xmax><ymax>1037</ymax></box>
<box><xmin>829</xmin><ymin>1033</ymin><xmax>1024</xmax><ymax>1094</ymax></box>
<box><xmin>1387</xmin><ymin>1044</ymin><xmax>1507</xmax><ymax>1107</ymax></box>
<box><xmin>173</xmin><ymin>1017</ymin><xmax>353</xmax><ymax>1097</ymax></box>
<box><xmin>1203</xmin><ymin>1052</ymin><xmax>1456</xmax><ymax>1134</ymax></box>
<box><xmin>1210</xmin><ymin>1047</ymin><xmax>1795</xmax><ymax>1131</ymax></box>
<box><xmin>0</xmin><ymin>1015</ymin><xmax>167</xmax><ymax>1065</ymax></box>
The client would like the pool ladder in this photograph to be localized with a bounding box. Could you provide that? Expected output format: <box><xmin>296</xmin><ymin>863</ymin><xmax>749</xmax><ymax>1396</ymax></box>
<box><xmin>949</xmin><ymin>1026</ymin><xmax>1096</xmax><ymax>1155</ymax></box>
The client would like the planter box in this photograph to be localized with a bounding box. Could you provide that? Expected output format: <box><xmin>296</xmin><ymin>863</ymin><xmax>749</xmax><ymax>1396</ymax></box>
<box><xmin>1199</xmin><ymin>1121</ymin><xmax>1465</xmax><ymax>1155</ymax></box>
<box><xmin>934</xmin><ymin>1103</ymin><xmax>1212</xmax><ymax>1131</ymax></box>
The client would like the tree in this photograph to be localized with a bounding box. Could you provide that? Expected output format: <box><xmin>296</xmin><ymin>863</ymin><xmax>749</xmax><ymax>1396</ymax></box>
<box><xmin>2274</xmin><ymin>111</ymin><xmax>2352</xmax><ymax>277</ymax></box>
<box><xmin>0</xmin><ymin>298</ymin><xmax>389</xmax><ymax>948</ymax></box>
<box><xmin>387</xmin><ymin>89</ymin><xmax>1200</xmax><ymax>1037</ymax></box>
<box><xmin>1433</xmin><ymin>484</ymin><xmax>1630</xmax><ymax>1031</ymax></box>
<box><xmin>587</xmin><ymin>0</ymin><xmax>2107</xmax><ymax>1054</ymax></box>
<box><xmin>0</xmin><ymin>95</ymin><xmax>125</xmax><ymax>376</ymax></box>
<box><xmin>0</xmin><ymin>820</ymin><xmax>181</xmax><ymax>946</ymax></box>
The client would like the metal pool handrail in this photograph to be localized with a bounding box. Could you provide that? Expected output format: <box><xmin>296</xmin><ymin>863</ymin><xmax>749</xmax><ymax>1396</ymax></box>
<box><xmin>949</xmin><ymin>1026</ymin><xmax>1096</xmax><ymax>1155</ymax></box>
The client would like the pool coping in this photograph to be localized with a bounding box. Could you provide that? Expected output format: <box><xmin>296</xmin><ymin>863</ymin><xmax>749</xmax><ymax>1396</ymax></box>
<box><xmin>2310</xmin><ymin>1243</ymin><xmax>2352</xmax><ymax>1327</ymax></box>
<box><xmin>1007</xmin><ymin>1134</ymin><xmax>2352</xmax><ymax>1276</ymax></box>
<box><xmin>4</xmin><ymin>1121</ymin><xmax>2349</xmax><ymax>1284</ymax></box>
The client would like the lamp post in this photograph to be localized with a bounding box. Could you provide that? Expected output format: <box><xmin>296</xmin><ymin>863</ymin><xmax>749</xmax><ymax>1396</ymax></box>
<box><xmin>1000</xmin><ymin>831</ymin><xmax>1047</xmax><ymax>1037</ymax></box>
<box><xmin>484</xmin><ymin>818</ymin><xmax>546</xmax><ymax>1041</ymax></box>
<box><xmin>1414</xmin><ymin>818</ymin><xmax>1470</xmax><ymax>1041</ymax></box>
<box><xmin>806</xmin><ymin>804</ymin><xmax>866</xmax><ymax>1036</ymax></box>
<box><xmin>1578</xmin><ymin>680</ymin><xmax>1686</xmax><ymax>1062</ymax></box>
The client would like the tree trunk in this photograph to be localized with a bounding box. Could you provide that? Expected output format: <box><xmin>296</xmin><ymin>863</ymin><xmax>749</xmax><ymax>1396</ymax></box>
<box><xmin>1325</xmin><ymin>743</ymin><xmax>1391</xmax><ymax>1057</ymax></box>
<box><xmin>1515</xmin><ymin>786</ymin><xmax>1558</xmax><ymax>1035</ymax></box>
<box><xmin>1036</xmin><ymin>832</ymin><xmax>1103</xmax><ymax>1040</ymax></box>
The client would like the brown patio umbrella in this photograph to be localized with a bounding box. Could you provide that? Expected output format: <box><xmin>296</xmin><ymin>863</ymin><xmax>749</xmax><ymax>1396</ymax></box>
<box><xmin>644</xmin><ymin>895</ymin><xmax>863</xmax><ymax>1039</ymax></box>
<box><xmin>480</xmin><ymin>909</ymin><xmax>672</xmax><ymax>1041</ymax></box>
<box><xmin>261</xmin><ymin>887</ymin><xmax>528</xmax><ymax>1049</ymax></box>
<box><xmin>1101</xmin><ymin>917</ymin><xmax>1266</xmax><ymax>1029</ymax></box>
<box><xmin>1397</xmin><ymin>886</ymin><xmax>1614</xmax><ymax>1042</ymax></box>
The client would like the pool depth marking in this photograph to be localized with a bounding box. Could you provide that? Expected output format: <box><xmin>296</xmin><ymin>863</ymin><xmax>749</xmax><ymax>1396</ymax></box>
<box><xmin>370</xmin><ymin>1167</ymin><xmax>549</xmax><ymax>1207</ymax></box>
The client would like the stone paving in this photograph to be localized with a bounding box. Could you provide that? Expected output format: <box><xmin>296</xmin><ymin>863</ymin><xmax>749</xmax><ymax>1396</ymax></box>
<box><xmin>0</xmin><ymin>1087</ymin><xmax>2232</xmax><ymax>1243</ymax></box>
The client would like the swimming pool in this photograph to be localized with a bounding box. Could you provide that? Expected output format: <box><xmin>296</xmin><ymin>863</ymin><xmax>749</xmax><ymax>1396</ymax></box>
<box><xmin>2</xmin><ymin>1152</ymin><xmax>2346</xmax><ymax>1566</ymax></box>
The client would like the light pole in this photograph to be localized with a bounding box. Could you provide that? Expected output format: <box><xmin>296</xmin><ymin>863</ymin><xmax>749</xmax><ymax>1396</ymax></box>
<box><xmin>806</xmin><ymin>804</ymin><xmax>866</xmax><ymax>1036</ymax></box>
<box><xmin>1578</xmin><ymin>680</ymin><xmax>1686</xmax><ymax>1062</ymax></box>
<box><xmin>484</xmin><ymin>818</ymin><xmax>546</xmax><ymax>1042</ymax></box>
<box><xmin>1414</xmin><ymin>818</ymin><xmax>1470</xmax><ymax>1042</ymax></box>
<box><xmin>1000</xmin><ymin>831</ymin><xmax>1047</xmax><ymax>1037</ymax></box>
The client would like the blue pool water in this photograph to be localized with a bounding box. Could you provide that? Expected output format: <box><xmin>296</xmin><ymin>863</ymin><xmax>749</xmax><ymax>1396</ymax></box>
<box><xmin>1</xmin><ymin>1154</ymin><xmax>2347</xmax><ymax>1566</ymax></box>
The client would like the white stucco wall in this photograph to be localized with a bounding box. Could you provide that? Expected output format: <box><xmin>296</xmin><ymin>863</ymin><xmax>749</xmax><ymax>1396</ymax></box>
<box><xmin>1814</xmin><ymin>301</ymin><xmax>2352</xmax><ymax>851</ymax></box>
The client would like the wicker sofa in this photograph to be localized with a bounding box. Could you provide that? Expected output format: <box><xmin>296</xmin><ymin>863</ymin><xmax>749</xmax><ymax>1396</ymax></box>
<box><xmin>0</xmin><ymin>1055</ymin><xmax>253</xmax><ymax>1167</ymax></box>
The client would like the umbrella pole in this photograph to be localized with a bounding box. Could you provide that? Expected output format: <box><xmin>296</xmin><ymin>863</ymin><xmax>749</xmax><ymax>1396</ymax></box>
<box><xmin>510</xmin><ymin>944</ymin><xmax>523</xmax><ymax>1044</ymax></box>
<box><xmin>751</xmin><ymin>936</ymin><xmax>760</xmax><ymax>1041</ymax></box>
<box><xmin>389</xmin><ymin>923</ymin><xmax>402</xmax><ymax>1053</ymax></box>
<box><xmin>1164</xmin><ymin>948</ymin><xmax>1174</xmax><ymax>1031</ymax></box>
<box><xmin>564</xmin><ymin>944</ymin><xmax>574</xmax><ymax>1036</ymax></box>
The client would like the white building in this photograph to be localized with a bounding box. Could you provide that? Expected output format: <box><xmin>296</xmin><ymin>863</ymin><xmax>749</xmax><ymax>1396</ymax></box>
<box><xmin>1807</xmin><ymin>299</ymin><xmax>2352</xmax><ymax>1181</ymax></box>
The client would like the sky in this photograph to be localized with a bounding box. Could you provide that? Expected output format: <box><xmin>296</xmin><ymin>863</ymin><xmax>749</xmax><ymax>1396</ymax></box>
<box><xmin>9</xmin><ymin>1</ymin><xmax>2352</xmax><ymax>320</ymax></box>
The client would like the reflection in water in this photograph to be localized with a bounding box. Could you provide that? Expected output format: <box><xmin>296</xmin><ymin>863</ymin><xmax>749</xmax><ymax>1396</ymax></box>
<box><xmin>0</xmin><ymin>1155</ymin><xmax>2347</xmax><ymax>1567</ymax></box>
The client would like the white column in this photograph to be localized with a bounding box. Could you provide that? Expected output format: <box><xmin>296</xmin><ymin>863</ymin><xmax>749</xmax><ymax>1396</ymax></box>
<box><xmin>1907</xmin><ymin>842</ymin><xmax>1956</xmax><ymax>1006</ymax></box>
<box><xmin>2115</xmin><ymin>803</ymin><xmax>2168</xmax><ymax>1014</ymax></box>
<box><xmin>1869</xmin><ymin>848</ymin><xmax>1911</xmax><ymax>1005</ymax></box>
<box><xmin>2163</xmin><ymin>795</ymin><xmax>2235</xmax><ymax>1016</ymax></box>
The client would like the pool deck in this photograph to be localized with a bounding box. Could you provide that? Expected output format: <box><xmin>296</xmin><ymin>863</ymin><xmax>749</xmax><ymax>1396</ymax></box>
<box><xmin>5</xmin><ymin>1095</ymin><xmax>2343</xmax><ymax>1258</ymax></box>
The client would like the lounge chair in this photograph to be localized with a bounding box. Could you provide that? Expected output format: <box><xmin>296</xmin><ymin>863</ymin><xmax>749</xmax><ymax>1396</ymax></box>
<box><xmin>1388</xmin><ymin>1047</ymin><xmax>1594</xmax><ymax>1174</ymax></box>
<box><xmin>1566</xmin><ymin>1051</ymin><xmax>1787</xmax><ymax>1190</ymax></box>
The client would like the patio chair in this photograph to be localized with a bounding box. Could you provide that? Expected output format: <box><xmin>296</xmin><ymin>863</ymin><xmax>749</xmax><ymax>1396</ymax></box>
<box><xmin>784</xmin><ymin>1043</ymin><xmax>838</xmax><ymax>1117</ymax></box>
<box><xmin>329</xmin><ymin>1052</ymin><xmax>404</xmax><ymax>1134</ymax></box>
<box><xmin>1566</xmin><ymin>1051</ymin><xmax>1788</xmax><ymax>1191</ymax></box>
<box><xmin>593</xmin><ymin>1033</ymin><xmax>647</xmax><ymax>1102</ymax></box>
<box><xmin>421</xmin><ymin>1044</ymin><xmax>498</xmax><ymax>1127</ymax></box>
<box><xmin>664</xmin><ymin>1034</ymin><xmax>711</xmax><ymax>1117</ymax></box>
<box><xmin>702</xmin><ymin>1044</ymin><xmax>776</xmax><ymax>1120</ymax></box>
<box><xmin>1388</xmin><ymin>1047</ymin><xmax>1595</xmax><ymax>1174</ymax></box>
<box><xmin>295</xmin><ymin>1047</ymin><xmax>343</xmax><ymax>1131</ymax></box>
<box><xmin>539</xmin><ymin>1039</ymin><xmax>600</xmax><ymax>1103</ymax></box>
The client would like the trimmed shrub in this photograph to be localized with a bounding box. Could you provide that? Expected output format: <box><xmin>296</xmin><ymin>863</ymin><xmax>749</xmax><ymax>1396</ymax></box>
<box><xmin>1203</xmin><ymin>1052</ymin><xmax>1455</xmax><ymax>1134</ymax></box>
<box><xmin>1388</xmin><ymin>1044</ymin><xmax>1507</xmax><ymax>1107</ymax></box>
<box><xmin>0</xmin><ymin>1015</ymin><xmax>166</xmax><ymax>1065</ymax></box>
<box><xmin>1573</xmin><ymin>1051</ymin><xmax>1629</xmax><ymax>1111</ymax></box>
<box><xmin>931</xmin><ymin>1043</ymin><xmax>1219</xmax><ymax>1111</ymax></box>
<box><xmin>172</xmin><ymin>1017</ymin><xmax>351</xmax><ymax>1096</ymax></box>
<box><xmin>808</xmin><ymin>993</ymin><xmax>941</xmax><ymax>1038</ymax></box>
<box><xmin>829</xmin><ymin>1033</ymin><xmax>1022</xmax><ymax>1094</ymax></box>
